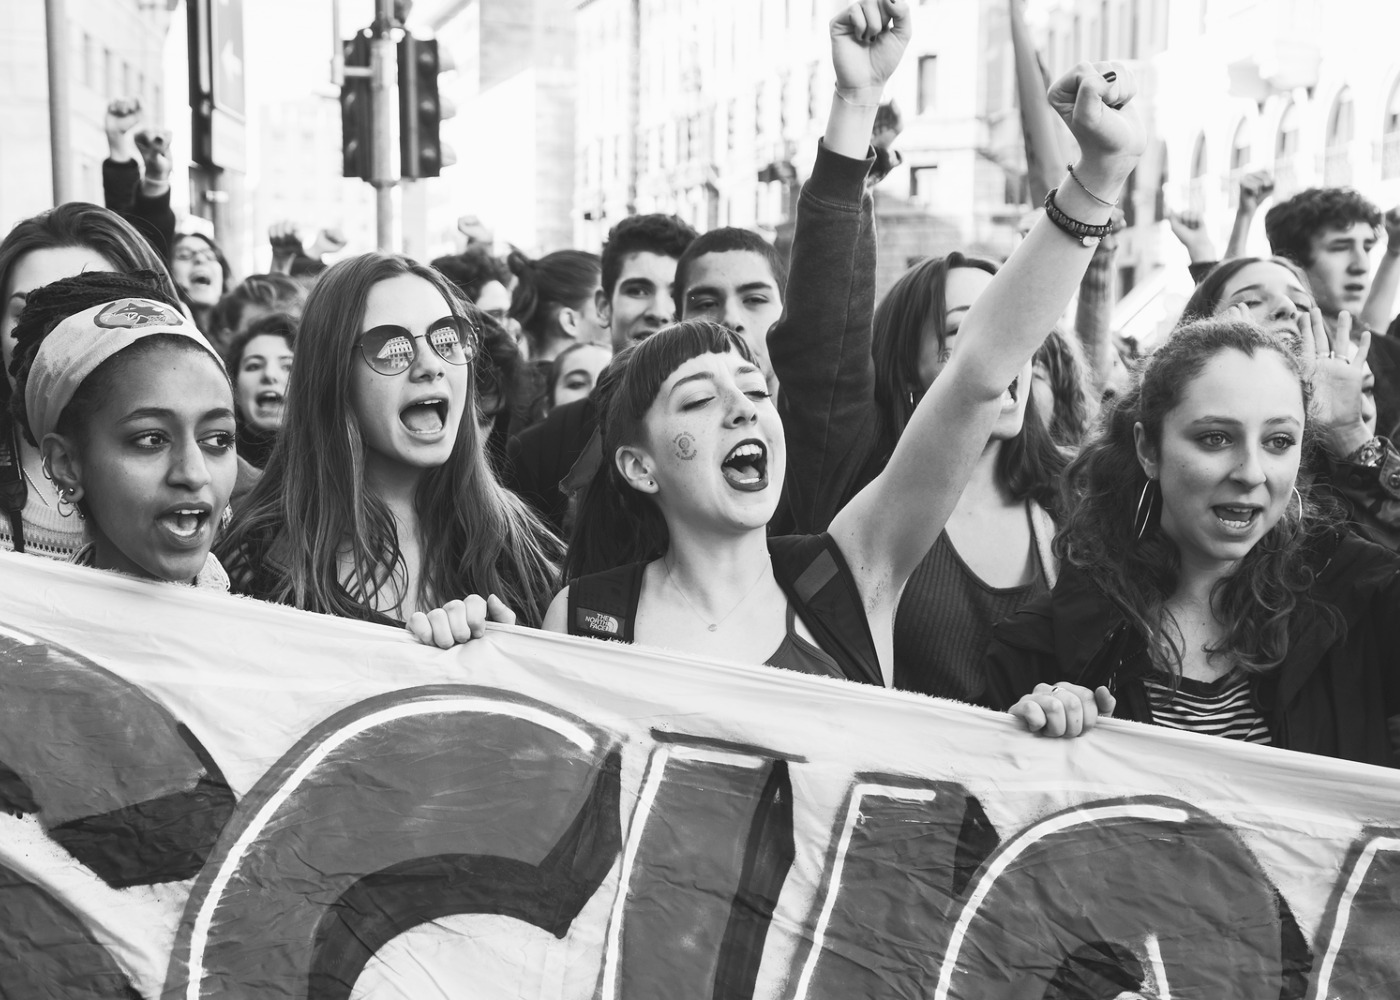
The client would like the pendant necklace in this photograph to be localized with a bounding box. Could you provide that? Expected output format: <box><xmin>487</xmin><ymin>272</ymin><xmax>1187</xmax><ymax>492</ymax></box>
<box><xmin>665</xmin><ymin>559</ymin><xmax>769</xmax><ymax>632</ymax></box>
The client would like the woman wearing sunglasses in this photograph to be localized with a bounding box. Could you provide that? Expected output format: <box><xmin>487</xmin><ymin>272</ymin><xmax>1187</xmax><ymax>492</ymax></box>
<box><xmin>218</xmin><ymin>253</ymin><xmax>561</xmax><ymax>641</ymax></box>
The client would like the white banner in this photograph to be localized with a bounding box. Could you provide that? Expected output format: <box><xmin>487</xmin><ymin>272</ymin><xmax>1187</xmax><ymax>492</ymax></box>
<box><xmin>0</xmin><ymin>551</ymin><xmax>1397</xmax><ymax>998</ymax></box>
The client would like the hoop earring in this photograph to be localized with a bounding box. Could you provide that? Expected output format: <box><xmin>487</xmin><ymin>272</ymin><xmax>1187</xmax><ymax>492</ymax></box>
<box><xmin>1292</xmin><ymin>486</ymin><xmax>1303</xmax><ymax>516</ymax></box>
<box><xmin>56</xmin><ymin>487</ymin><xmax>83</xmax><ymax>520</ymax></box>
<box><xmin>1133</xmin><ymin>478</ymin><xmax>1158</xmax><ymax>541</ymax></box>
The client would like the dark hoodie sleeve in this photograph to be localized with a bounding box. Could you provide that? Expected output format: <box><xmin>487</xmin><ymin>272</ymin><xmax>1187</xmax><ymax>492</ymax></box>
<box><xmin>768</xmin><ymin>141</ymin><xmax>879</xmax><ymax>534</ymax></box>
<box><xmin>102</xmin><ymin>158</ymin><xmax>175</xmax><ymax>263</ymax></box>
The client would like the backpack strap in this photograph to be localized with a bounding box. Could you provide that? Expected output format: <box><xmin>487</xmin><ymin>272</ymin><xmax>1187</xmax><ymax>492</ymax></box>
<box><xmin>567</xmin><ymin>561</ymin><xmax>646</xmax><ymax>643</ymax></box>
<box><xmin>769</xmin><ymin>534</ymin><xmax>883</xmax><ymax>687</ymax></box>
<box><xmin>0</xmin><ymin>426</ymin><xmax>28</xmax><ymax>554</ymax></box>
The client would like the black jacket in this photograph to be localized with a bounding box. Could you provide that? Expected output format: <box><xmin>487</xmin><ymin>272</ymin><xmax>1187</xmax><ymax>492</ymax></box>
<box><xmin>984</xmin><ymin>530</ymin><xmax>1400</xmax><ymax>768</ymax></box>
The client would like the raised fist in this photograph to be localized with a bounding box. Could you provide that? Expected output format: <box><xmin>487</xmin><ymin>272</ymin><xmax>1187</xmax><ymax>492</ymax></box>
<box><xmin>268</xmin><ymin>221</ymin><xmax>304</xmax><ymax>255</ymax></box>
<box><xmin>105</xmin><ymin>98</ymin><xmax>142</xmax><ymax>159</ymax></box>
<box><xmin>1167</xmin><ymin>209</ymin><xmax>1216</xmax><ymax>262</ymax></box>
<box><xmin>1384</xmin><ymin>206</ymin><xmax>1400</xmax><ymax>249</ymax></box>
<box><xmin>1238</xmin><ymin>170</ymin><xmax>1274</xmax><ymax>212</ymax></box>
<box><xmin>1046</xmin><ymin>62</ymin><xmax>1145</xmax><ymax>169</ymax></box>
<box><xmin>830</xmin><ymin>0</ymin><xmax>912</xmax><ymax>103</ymax></box>
<box><xmin>308</xmin><ymin>228</ymin><xmax>348</xmax><ymax>259</ymax></box>
<box><xmin>134</xmin><ymin>128</ymin><xmax>173</xmax><ymax>184</ymax></box>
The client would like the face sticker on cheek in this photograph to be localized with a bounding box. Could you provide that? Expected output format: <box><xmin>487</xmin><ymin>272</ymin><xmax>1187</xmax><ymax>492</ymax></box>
<box><xmin>674</xmin><ymin>433</ymin><xmax>697</xmax><ymax>460</ymax></box>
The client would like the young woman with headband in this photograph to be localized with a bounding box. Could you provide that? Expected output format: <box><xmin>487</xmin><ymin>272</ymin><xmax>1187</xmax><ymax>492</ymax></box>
<box><xmin>218</xmin><ymin>252</ymin><xmax>561</xmax><ymax>642</ymax></box>
<box><xmin>8</xmin><ymin>271</ymin><xmax>236</xmax><ymax>587</ymax></box>
<box><xmin>0</xmin><ymin>203</ymin><xmax>182</xmax><ymax>559</ymax></box>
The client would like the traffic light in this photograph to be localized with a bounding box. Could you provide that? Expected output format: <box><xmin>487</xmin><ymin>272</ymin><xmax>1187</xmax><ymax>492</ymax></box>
<box><xmin>398</xmin><ymin>33</ymin><xmax>454</xmax><ymax>179</ymax></box>
<box><xmin>340</xmin><ymin>30</ymin><xmax>373</xmax><ymax>181</ymax></box>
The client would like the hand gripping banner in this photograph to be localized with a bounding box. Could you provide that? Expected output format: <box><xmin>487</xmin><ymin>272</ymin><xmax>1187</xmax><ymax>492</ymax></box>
<box><xmin>1</xmin><ymin>552</ymin><xmax>1399</xmax><ymax>999</ymax></box>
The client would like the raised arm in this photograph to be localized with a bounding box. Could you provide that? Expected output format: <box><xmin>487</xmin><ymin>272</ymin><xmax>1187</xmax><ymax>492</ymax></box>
<box><xmin>1223</xmin><ymin>170</ymin><xmax>1273</xmax><ymax>259</ymax></box>
<box><xmin>831</xmin><ymin>62</ymin><xmax>1145</xmax><ymax>618</ymax></box>
<box><xmin>1362</xmin><ymin>207</ymin><xmax>1400</xmax><ymax>334</ymax></box>
<box><xmin>769</xmin><ymin>0</ymin><xmax>910</xmax><ymax>532</ymax></box>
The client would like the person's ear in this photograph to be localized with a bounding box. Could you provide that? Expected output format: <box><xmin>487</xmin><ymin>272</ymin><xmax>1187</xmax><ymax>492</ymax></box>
<box><xmin>614</xmin><ymin>444</ymin><xmax>658</xmax><ymax>495</ymax></box>
<box><xmin>42</xmin><ymin>434</ymin><xmax>85</xmax><ymax>504</ymax></box>
<box><xmin>1132</xmin><ymin>421</ymin><xmax>1159</xmax><ymax>481</ymax></box>
<box><xmin>558</xmin><ymin>305</ymin><xmax>581</xmax><ymax>339</ymax></box>
<box><xmin>596</xmin><ymin>287</ymin><xmax>612</xmax><ymax>328</ymax></box>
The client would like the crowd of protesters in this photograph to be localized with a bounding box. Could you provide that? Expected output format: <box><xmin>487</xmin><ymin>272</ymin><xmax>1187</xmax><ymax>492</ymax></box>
<box><xmin>3</xmin><ymin>0</ymin><xmax>1400</xmax><ymax>770</ymax></box>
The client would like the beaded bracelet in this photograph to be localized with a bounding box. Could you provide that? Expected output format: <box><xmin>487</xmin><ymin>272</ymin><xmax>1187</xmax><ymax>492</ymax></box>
<box><xmin>1043</xmin><ymin>189</ymin><xmax>1113</xmax><ymax>247</ymax></box>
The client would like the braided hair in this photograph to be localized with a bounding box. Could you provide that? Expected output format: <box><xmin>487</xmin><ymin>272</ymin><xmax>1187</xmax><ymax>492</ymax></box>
<box><xmin>8</xmin><ymin>270</ymin><xmax>193</xmax><ymax>445</ymax></box>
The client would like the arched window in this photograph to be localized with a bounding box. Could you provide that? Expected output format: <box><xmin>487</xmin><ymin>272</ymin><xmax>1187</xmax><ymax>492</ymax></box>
<box><xmin>1275</xmin><ymin>102</ymin><xmax>1301</xmax><ymax>195</ymax></box>
<box><xmin>1383</xmin><ymin>79</ymin><xmax>1400</xmax><ymax>180</ymax></box>
<box><xmin>1324</xmin><ymin>87</ymin><xmax>1355</xmax><ymax>186</ymax></box>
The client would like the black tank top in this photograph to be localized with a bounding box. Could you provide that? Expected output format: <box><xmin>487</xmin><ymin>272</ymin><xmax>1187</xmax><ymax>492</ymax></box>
<box><xmin>893</xmin><ymin>511</ymin><xmax>1048</xmax><ymax>703</ymax></box>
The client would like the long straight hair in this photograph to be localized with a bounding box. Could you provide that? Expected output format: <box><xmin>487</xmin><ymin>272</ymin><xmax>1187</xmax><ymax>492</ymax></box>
<box><xmin>219</xmin><ymin>252</ymin><xmax>561</xmax><ymax>625</ymax></box>
<box><xmin>1</xmin><ymin>203</ymin><xmax>178</xmax><ymax>417</ymax></box>
<box><xmin>872</xmin><ymin>252</ymin><xmax>1069</xmax><ymax>514</ymax></box>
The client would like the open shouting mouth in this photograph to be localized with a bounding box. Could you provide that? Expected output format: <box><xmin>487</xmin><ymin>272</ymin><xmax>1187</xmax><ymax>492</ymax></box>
<box><xmin>400</xmin><ymin>396</ymin><xmax>450</xmax><ymax>437</ymax></box>
<box><xmin>721</xmin><ymin>440</ymin><xmax>768</xmax><ymax>492</ymax></box>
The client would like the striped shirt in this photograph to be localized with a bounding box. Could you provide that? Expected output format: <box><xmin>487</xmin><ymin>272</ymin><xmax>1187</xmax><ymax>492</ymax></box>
<box><xmin>1144</xmin><ymin>672</ymin><xmax>1272</xmax><ymax>745</ymax></box>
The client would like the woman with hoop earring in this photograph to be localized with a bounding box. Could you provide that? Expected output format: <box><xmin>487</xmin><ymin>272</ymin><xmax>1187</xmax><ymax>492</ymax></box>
<box><xmin>984</xmin><ymin>314</ymin><xmax>1400</xmax><ymax>767</ymax></box>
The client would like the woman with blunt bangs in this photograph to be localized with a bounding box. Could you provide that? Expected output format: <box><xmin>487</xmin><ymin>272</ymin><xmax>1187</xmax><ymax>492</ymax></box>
<box><xmin>1</xmin><ymin>202</ymin><xmax>181</xmax><ymax>558</ymax></box>
<box><xmin>986</xmin><ymin>318</ymin><xmax>1400</xmax><ymax>766</ymax></box>
<box><xmin>217</xmin><ymin>252</ymin><xmax>561</xmax><ymax>637</ymax></box>
<box><xmin>536</xmin><ymin>4</ymin><xmax>1143</xmax><ymax>687</ymax></box>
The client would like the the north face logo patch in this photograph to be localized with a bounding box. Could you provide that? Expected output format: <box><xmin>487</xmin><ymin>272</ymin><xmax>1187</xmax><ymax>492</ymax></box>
<box><xmin>94</xmin><ymin>299</ymin><xmax>184</xmax><ymax>330</ymax></box>
<box><xmin>576</xmin><ymin>609</ymin><xmax>620</xmax><ymax>636</ymax></box>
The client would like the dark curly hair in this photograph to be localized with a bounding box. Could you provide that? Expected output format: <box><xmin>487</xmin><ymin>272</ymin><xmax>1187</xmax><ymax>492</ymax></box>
<box><xmin>431</xmin><ymin>247</ymin><xmax>510</xmax><ymax>303</ymax></box>
<box><xmin>1264</xmin><ymin>188</ymin><xmax>1381</xmax><ymax>267</ymax></box>
<box><xmin>1055</xmin><ymin>316</ymin><xmax>1341</xmax><ymax>677</ymax></box>
<box><xmin>599</xmin><ymin>214</ymin><xmax>698</xmax><ymax>300</ymax></box>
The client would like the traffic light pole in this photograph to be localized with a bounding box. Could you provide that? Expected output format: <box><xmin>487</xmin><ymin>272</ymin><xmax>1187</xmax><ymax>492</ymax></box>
<box><xmin>369</xmin><ymin>0</ymin><xmax>397</xmax><ymax>250</ymax></box>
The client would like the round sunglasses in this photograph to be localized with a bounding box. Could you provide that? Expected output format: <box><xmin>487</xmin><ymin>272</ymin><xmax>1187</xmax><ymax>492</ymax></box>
<box><xmin>356</xmin><ymin>316</ymin><xmax>477</xmax><ymax>376</ymax></box>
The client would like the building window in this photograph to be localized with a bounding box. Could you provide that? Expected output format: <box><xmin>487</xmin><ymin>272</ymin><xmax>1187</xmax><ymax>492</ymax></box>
<box><xmin>1188</xmin><ymin>131</ymin><xmax>1208</xmax><ymax>214</ymax></box>
<box><xmin>1324</xmin><ymin>87</ymin><xmax>1354</xmax><ymax>187</ymax></box>
<box><xmin>82</xmin><ymin>32</ymin><xmax>93</xmax><ymax>89</ymax></box>
<box><xmin>1383</xmin><ymin>80</ymin><xmax>1400</xmax><ymax>180</ymax></box>
<box><xmin>910</xmin><ymin>164</ymin><xmax>938</xmax><ymax>199</ymax></box>
<box><xmin>1275</xmin><ymin>102</ymin><xmax>1301</xmax><ymax>195</ymax></box>
<box><xmin>1227</xmin><ymin>118</ymin><xmax>1252</xmax><ymax>207</ymax></box>
<box><xmin>917</xmin><ymin>55</ymin><xmax>937</xmax><ymax>115</ymax></box>
<box><xmin>103</xmin><ymin>47</ymin><xmax>114</xmax><ymax>97</ymax></box>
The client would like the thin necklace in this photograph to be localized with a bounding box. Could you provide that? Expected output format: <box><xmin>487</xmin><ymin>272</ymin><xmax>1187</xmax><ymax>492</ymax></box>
<box><xmin>665</xmin><ymin>558</ymin><xmax>769</xmax><ymax>632</ymax></box>
<box><xmin>20</xmin><ymin>465</ymin><xmax>50</xmax><ymax>508</ymax></box>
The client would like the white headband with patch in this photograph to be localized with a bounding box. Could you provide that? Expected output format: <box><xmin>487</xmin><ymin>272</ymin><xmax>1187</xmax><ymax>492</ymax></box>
<box><xmin>24</xmin><ymin>297</ymin><xmax>225</xmax><ymax>443</ymax></box>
